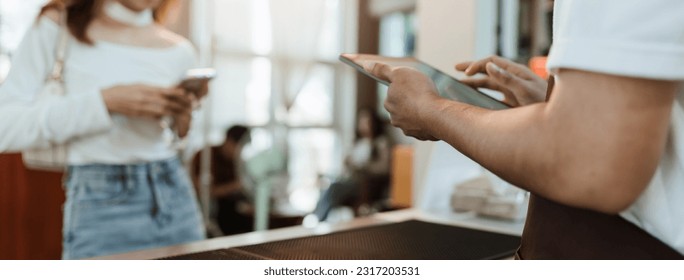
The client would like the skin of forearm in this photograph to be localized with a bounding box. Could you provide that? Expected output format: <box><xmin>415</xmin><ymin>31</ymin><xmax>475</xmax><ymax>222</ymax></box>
<box><xmin>423</xmin><ymin>86</ymin><xmax>672</xmax><ymax>214</ymax></box>
<box><xmin>212</xmin><ymin>181</ymin><xmax>241</xmax><ymax>197</ymax></box>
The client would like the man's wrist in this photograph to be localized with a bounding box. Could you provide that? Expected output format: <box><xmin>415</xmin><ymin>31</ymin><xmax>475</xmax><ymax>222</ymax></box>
<box><xmin>418</xmin><ymin>95</ymin><xmax>449</xmax><ymax>139</ymax></box>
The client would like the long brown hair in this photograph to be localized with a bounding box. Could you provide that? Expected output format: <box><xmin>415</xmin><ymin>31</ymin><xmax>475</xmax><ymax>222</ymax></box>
<box><xmin>40</xmin><ymin>0</ymin><xmax>177</xmax><ymax>45</ymax></box>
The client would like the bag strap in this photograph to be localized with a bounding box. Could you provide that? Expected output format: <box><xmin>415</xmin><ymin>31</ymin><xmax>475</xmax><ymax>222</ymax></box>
<box><xmin>48</xmin><ymin>11</ymin><xmax>69</xmax><ymax>83</ymax></box>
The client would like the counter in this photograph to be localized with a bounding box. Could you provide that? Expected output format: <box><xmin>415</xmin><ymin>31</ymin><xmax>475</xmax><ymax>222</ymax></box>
<box><xmin>93</xmin><ymin>208</ymin><xmax>525</xmax><ymax>260</ymax></box>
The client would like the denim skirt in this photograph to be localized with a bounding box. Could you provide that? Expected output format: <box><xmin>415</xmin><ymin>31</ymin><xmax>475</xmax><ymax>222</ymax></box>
<box><xmin>62</xmin><ymin>157</ymin><xmax>205</xmax><ymax>259</ymax></box>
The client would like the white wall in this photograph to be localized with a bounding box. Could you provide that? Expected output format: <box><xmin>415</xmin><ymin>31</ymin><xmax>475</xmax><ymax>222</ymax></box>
<box><xmin>416</xmin><ymin>0</ymin><xmax>476</xmax><ymax>76</ymax></box>
<box><xmin>412</xmin><ymin>0</ymin><xmax>498</xmax><ymax>210</ymax></box>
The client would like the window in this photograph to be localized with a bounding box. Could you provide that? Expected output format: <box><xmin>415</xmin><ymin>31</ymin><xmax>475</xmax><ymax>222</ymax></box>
<box><xmin>0</xmin><ymin>0</ymin><xmax>48</xmax><ymax>81</ymax></box>
<box><xmin>201</xmin><ymin>0</ymin><xmax>356</xmax><ymax>213</ymax></box>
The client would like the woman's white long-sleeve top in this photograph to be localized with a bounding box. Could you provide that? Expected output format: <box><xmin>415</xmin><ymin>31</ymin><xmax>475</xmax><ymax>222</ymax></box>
<box><xmin>0</xmin><ymin>16</ymin><xmax>196</xmax><ymax>164</ymax></box>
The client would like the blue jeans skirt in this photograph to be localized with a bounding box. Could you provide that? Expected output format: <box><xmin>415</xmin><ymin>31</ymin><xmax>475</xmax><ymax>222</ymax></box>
<box><xmin>62</xmin><ymin>157</ymin><xmax>205</xmax><ymax>259</ymax></box>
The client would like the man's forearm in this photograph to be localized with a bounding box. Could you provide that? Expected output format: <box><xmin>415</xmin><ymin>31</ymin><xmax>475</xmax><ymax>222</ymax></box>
<box><xmin>371</xmin><ymin>63</ymin><xmax>675</xmax><ymax>213</ymax></box>
<box><xmin>425</xmin><ymin>101</ymin><xmax>560</xmax><ymax>200</ymax></box>
<box><xmin>423</xmin><ymin>88</ymin><xmax>668</xmax><ymax>214</ymax></box>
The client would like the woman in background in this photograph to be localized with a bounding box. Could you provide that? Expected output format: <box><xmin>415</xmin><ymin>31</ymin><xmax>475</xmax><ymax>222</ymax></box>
<box><xmin>312</xmin><ymin>109</ymin><xmax>391</xmax><ymax>222</ymax></box>
<box><xmin>0</xmin><ymin>0</ymin><xmax>205</xmax><ymax>259</ymax></box>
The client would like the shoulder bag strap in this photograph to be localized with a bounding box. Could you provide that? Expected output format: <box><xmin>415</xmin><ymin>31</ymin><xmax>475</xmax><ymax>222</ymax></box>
<box><xmin>48</xmin><ymin>10</ymin><xmax>69</xmax><ymax>84</ymax></box>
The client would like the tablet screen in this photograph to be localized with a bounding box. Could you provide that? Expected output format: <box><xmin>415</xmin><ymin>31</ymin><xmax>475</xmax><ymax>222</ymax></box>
<box><xmin>340</xmin><ymin>54</ymin><xmax>510</xmax><ymax>110</ymax></box>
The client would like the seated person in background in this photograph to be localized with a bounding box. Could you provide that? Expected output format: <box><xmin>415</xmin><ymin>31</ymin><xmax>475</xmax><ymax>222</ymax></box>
<box><xmin>192</xmin><ymin>125</ymin><xmax>252</xmax><ymax>236</ymax></box>
<box><xmin>312</xmin><ymin>109</ymin><xmax>391</xmax><ymax>222</ymax></box>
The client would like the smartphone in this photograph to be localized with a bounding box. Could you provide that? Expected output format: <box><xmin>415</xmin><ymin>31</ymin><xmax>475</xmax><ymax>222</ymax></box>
<box><xmin>340</xmin><ymin>54</ymin><xmax>510</xmax><ymax>110</ymax></box>
<box><xmin>178</xmin><ymin>68</ymin><xmax>217</xmax><ymax>96</ymax></box>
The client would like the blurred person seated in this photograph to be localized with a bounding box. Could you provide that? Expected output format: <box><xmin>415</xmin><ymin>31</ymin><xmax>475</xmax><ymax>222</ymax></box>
<box><xmin>192</xmin><ymin>125</ymin><xmax>253</xmax><ymax>236</ymax></box>
<box><xmin>312</xmin><ymin>109</ymin><xmax>392</xmax><ymax>222</ymax></box>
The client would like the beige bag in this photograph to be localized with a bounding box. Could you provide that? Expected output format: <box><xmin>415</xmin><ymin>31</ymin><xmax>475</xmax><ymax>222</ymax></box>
<box><xmin>22</xmin><ymin>13</ymin><xmax>70</xmax><ymax>171</ymax></box>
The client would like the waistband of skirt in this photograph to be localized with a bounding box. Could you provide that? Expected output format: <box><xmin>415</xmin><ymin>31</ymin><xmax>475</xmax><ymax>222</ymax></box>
<box><xmin>66</xmin><ymin>157</ymin><xmax>181</xmax><ymax>176</ymax></box>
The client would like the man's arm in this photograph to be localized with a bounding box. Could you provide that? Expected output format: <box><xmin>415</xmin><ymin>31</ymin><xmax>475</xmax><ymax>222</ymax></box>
<box><xmin>372</xmin><ymin>64</ymin><xmax>679</xmax><ymax>214</ymax></box>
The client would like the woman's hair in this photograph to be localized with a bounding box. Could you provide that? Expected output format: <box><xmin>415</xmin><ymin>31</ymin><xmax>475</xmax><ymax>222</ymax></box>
<box><xmin>40</xmin><ymin>0</ymin><xmax>177</xmax><ymax>44</ymax></box>
<box><xmin>355</xmin><ymin>108</ymin><xmax>388</xmax><ymax>161</ymax></box>
<box><xmin>356</xmin><ymin>108</ymin><xmax>385</xmax><ymax>140</ymax></box>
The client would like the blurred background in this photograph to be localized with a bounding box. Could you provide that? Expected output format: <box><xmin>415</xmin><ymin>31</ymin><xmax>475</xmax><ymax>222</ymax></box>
<box><xmin>0</xmin><ymin>0</ymin><xmax>553</xmax><ymax>259</ymax></box>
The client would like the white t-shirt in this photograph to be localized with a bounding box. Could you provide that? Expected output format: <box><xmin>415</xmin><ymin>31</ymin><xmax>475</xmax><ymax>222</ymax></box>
<box><xmin>0</xmin><ymin>16</ymin><xmax>197</xmax><ymax>164</ymax></box>
<box><xmin>547</xmin><ymin>0</ymin><xmax>684</xmax><ymax>254</ymax></box>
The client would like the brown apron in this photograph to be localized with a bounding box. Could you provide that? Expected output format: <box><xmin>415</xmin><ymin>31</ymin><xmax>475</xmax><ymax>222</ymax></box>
<box><xmin>516</xmin><ymin>77</ymin><xmax>684</xmax><ymax>259</ymax></box>
<box><xmin>517</xmin><ymin>194</ymin><xmax>683</xmax><ymax>259</ymax></box>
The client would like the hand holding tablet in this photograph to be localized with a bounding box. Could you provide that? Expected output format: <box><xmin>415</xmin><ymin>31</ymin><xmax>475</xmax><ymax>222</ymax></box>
<box><xmin>340</xmin><ymin>53</ymin><xmax>510</xmax><ymax>110</ymax></box>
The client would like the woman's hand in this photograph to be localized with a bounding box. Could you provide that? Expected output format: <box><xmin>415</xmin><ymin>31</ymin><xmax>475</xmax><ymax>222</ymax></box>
<box><xmin>191</xmin><ymin>80</ymin><xmax>210</xmax><ymax>101</ymax></box>
<box><xmin>173</xmin><ymin>92</ymin><xmax>196</xmax><ymax>138</ymax></box>
<box><xmin>101</xmin><ymin>84</ymin><xmax>193</xmax><ymax>119</ymax></box>
<box><xmin>456</xmin><ymin>56</ymin><xmax>547</xmax><ymax>107</ymax></box>
<box><xmin>364</xmin><ymin>62</ymin><xmax>441</xmax><ymax>141</ymax></box>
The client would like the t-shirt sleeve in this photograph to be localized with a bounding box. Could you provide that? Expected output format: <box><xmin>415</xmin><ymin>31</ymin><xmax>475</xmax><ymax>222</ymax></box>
<box><xmin>547</xmin><ymin>0</ymin><xmax>684</xmax><ymax>81</ymax></box>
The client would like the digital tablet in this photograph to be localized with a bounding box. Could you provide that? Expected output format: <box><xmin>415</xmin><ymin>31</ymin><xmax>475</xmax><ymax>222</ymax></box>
<box><xmin>340</xmin><ymin>54</ymin><xmax>510</xmax><ymax>110</ymax></box>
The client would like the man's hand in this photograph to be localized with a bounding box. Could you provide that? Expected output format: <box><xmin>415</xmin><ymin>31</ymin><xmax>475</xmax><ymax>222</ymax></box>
<box><xmin>364</xmin><ymin>62</ymin><xmax>441</xmax><ymax>141</ymax></box>
<box><xmin>456</xmin><ymin>56</ymin><xmax>547</xmax><ymax>106</ymax></box>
